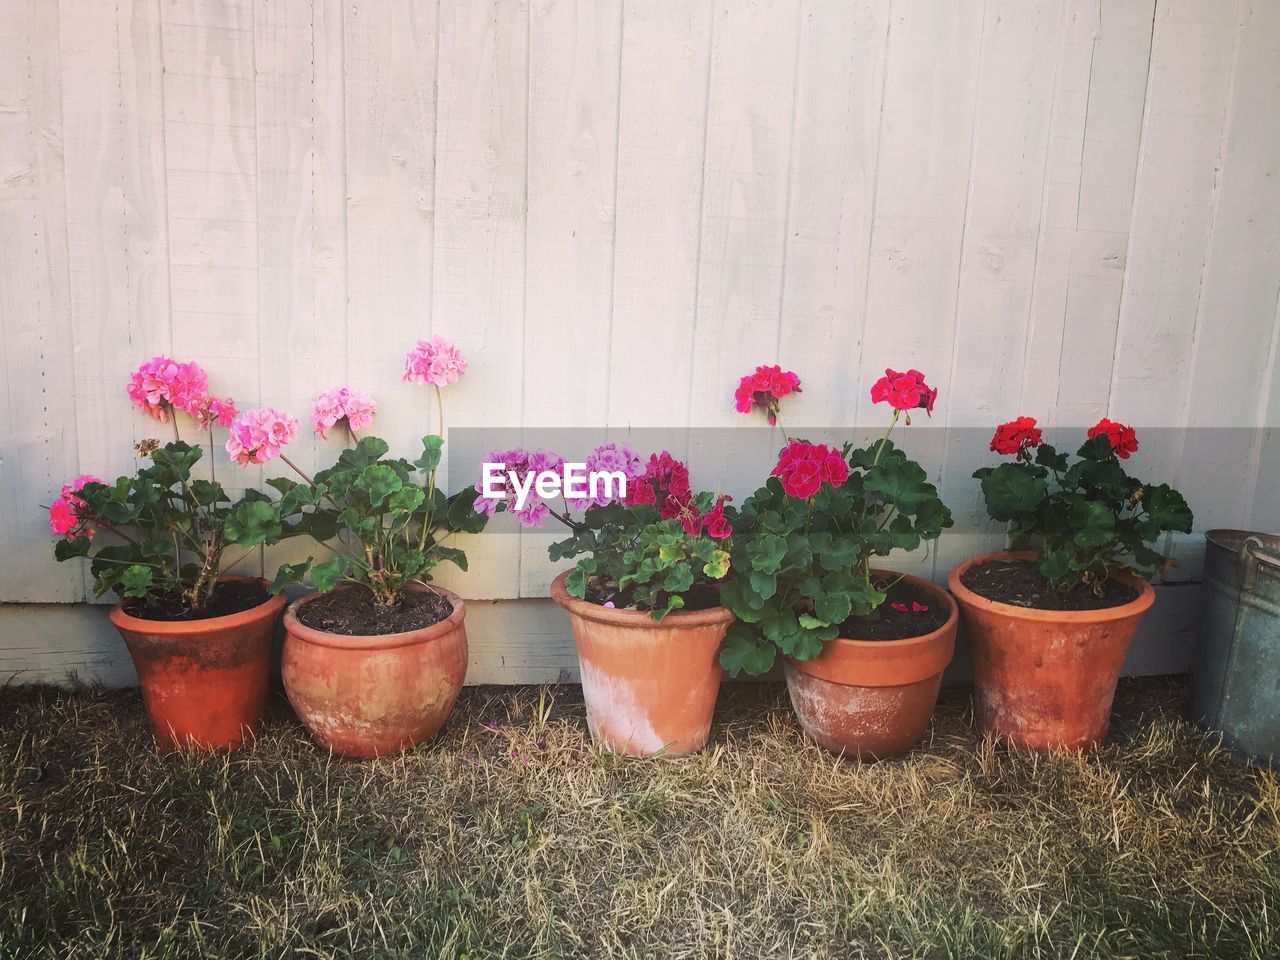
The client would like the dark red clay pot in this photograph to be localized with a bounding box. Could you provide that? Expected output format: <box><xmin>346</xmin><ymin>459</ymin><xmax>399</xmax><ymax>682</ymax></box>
<box><xmin>784</xmin><ymin>571</ymin><xmax>957</xmax><ymax>760</ymax></box>
<box><xmin>282</xmin><ymin>586</ymin><xmax>467</xmax><ymax>758</ymax></box>
<box><xmin>109</xmin><ymin>576</ymin><xmax>284</xmax><ymax>751</ymax></box>
<box><xmin>948</xmin><ymin>550</ymin><xmax>1156</xmax><ymax>751</ymax></box>
<box><xmin>551</xmin><ymin>571</ymin><xmax>733</xmax><ymax>757</ymax></box>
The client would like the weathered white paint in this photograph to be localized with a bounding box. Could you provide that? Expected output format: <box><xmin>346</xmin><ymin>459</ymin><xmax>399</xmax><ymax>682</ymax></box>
<box><xmin>1</xmin><ymin>0</ymin><xmax>1277</xmax><ymax>685</ymax></box>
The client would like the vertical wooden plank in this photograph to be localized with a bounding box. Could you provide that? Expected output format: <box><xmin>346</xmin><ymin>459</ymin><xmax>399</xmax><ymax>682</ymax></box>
<box><xmin>856</xmin><ymin>0</ymin><xmax>985</xmax><ymax>577</ymax></box>
<box><xmin>161</xmin><ymin>0</ymin><xmax>261</xmax><ymax>574</ymax></box>
<box><xmin>856</xmin><ymin>2</ymin><xmax>985</xmax><ymax>423</ymax></box>
<box><xmin>255</xmin><ymin>0</ymin><xmax>348</xmax><ymax>576</ymax></box>
<box><xmin>686</xmin><ymin>0</ymin><xmax>800</xmax><ymax>497</ymax></box>
<box><xmin>60</xmin><ymin>0</ymin><xmax>172</xmax><ymax>501</ymax></box>
<box><xmin>519</xmin><ymin>0</ymin><xmax>622</xmax><ymax>597</ymax></box>
<box><xmin>932</xmin><ymin>0</ymin><xmax>1065</xmax><ymax>577</ymax></box>
<box><xmin>0</xmin><ymin>0</ymin><xmax>81</xmax><ymax>600</ymax></box>
<box><xmin>430</xmin><ymin>0</ymin><xmax>528</xmax><ymax>600</ymax></box>
<box><xmin>1108</xmin><ymin>0</ymin><xmax>1240</xmax><ymax>428</ymax></box>
<box><xmin>344</xmin><ymin>0</ymin><xmax>436</xmax><ymax>465</ymax></box>
<box><xmin>1020</xmin><ymin>0</ymin><xmax>1155</xmax><ymax>424</ymax></box>
<box><xmin>775</xmin><ymin>0</ymin><xmax>889</xmax><ymax>430</ymax></box>
<box><xmin>607</xmin><ymin>0</ymin><xmax>713</xmax><ymax>429</ymax></box>
<box><xmin>1179</xmin><ymin>1</ymin><xmax>1280</xmax><ymax>541</ymax></box>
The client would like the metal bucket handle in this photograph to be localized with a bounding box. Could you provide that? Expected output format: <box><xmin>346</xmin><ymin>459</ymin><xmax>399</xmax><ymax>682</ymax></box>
<box><xmin>1241</xmin><ymin>536</ymin><xmax>1280</xmax><ymax>592</ymax></box>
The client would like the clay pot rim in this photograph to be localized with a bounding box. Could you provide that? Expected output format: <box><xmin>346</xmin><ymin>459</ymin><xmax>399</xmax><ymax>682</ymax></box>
<box><xmin>549</xmin><ymin>570</ymin><xmax>735</xmax><ymax>629</ymax></box>
<box><xmin>785</xmin><ymin>569</ymin><xmax>958</xmax><ymax>686</ymax></box>
<box><xmin>108</xmin><ymin>575</ymin><xmax>286</xmax><ymax>635</ymax></box>
<box><xmin>284</xmin><ymin>583</ymin><xmax>466</xmax><ymax>651</ymax></box>
<box><xmin>947</xmin><ymin>550</ymin><xmax>1156</xmax><ymax>622</ymax></box>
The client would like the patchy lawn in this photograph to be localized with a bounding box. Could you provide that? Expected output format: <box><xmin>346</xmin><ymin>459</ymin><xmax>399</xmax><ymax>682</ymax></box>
<box><xmin>0</xmin><ymin>678</ymin><xmax>1276</xmax><ymax>959</ymax></box>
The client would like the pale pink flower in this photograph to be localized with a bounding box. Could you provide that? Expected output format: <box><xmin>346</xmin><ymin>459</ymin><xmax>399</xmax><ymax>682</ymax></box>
<box><xmin>125</xmin><ymin>356</ymin><xmax>209</xmax><ymax>421</ymax></box>
<box><xmin>311</xmin><ymin>387</ymin><xmax>377</xmax><ymax>439</ymax></box>
<box><xmin>49</xmin><ymin>474</ymin><xmax>103</xmax><ymax>538</ymax></box>
<box><xmin>403</xmin><ymin>336</ymin><xmax>468</xmax><ymax>387</ymax></box>
<box><xmin>226</xmin><ymin>408</ymin><xmax>300</xmax><ymax>466</ymax></box>
<box><xmin>474</xmin><ymin>448</ymin><xmax>563</xmax><ymax>528</ymax></box>
<box><xmin>191</xmin><ymin>396</ymin><xmax>238</xmax><ymax>431</ymax></box>
<box><xmin>565</xmin><ymin>442</ymin><xmax>645</xmax><ymax>512</ymax></box>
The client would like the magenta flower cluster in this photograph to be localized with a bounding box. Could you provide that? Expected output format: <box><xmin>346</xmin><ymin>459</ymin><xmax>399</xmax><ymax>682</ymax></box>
<box><xmin>126</xmin><ymin>355</ymin><xmax>237</xmax><ymax>431</ymax></box>
<box><xmin>48</xmin><ymin>474</ymin><xmax>103</xmax><ymax>538</ymax></box>
<box><xmin>403</xmin><ymin>335</ymin><xmax>468</xmax><ymax>387</ymax></box>
<box><xmin>473</xmin><ymin>448</ymin><xmax>566</xmax><ymax>527</ymax></box>
<box><xmin>311</xmin><ymin>387</ymin><xmax>377</xmax><ymax>439</ymax></box>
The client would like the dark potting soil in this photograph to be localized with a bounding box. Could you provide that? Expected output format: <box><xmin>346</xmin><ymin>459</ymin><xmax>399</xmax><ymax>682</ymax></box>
<box><xmin>296</xmin><ymin>587</ymin><xmax>454</xmax><ymax>636</ymax></box>
<box><xmin>960</xmin><ymin>558</ymin><xmax>1138</xmax><ymax>611</ymax></box>
<box><xmin>122</xmin><ymin>580</ymin><xmax>271</xmax><ymax>622</ymax></box>
<box><xmin>834</xmin><ymin>577</ymin><xmax>949</xmax><ymax>641</ymax></box>
<box><xmin>582</xmin><ymin>575</ymin><xmax>724</xmax><ymax>613</ymax></box>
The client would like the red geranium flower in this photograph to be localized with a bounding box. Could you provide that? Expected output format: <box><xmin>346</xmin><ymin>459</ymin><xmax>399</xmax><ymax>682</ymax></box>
<box><xmin>702</xmin><ymin>494</ymin><xmax>732</xmax><ymax>540</ymax></box>
<box><xmin>1087</xmin><ymin>418</ymin><xmax>1139</xmax><ymax>459</ymax></box>
<box><xmin>990</xmin><ymin>416</ymin><xmax>1043</xmax><ymax>456</ymax></box>
<box><xmin>625</xmin><ymin>451</ymin><xmax>694</xmax><ymax>517</ymax></box>
<box><xmin>869</xmin><ymin>368</ymin><xmax>936</xmax><ymax>423</ymax></box>
<box><xmin>770</xmin><ymin>442</ymin><xmax>848</xmax><ymax>500</ymax></box>
<box><xmin>735</xmin><ymin>364</ymin><xmax>801</xmax><ymax>425</ymax></box>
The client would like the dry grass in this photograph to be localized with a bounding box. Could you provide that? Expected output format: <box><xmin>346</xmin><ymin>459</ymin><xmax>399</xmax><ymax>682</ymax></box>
<box><xmin>1</xmin><ymin>677</ymin><xmax>1276</xmax><ymax>959</ymax></box>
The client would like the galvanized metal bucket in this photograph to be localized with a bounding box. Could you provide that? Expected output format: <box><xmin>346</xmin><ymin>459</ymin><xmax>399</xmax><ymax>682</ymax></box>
<box><xmin>1192</xmin><ymin>530</ymin><xmax>1280</xmax><ymax>765</ymax></box>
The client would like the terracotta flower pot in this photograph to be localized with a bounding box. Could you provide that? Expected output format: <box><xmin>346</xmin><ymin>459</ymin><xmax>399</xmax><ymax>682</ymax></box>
<box><xmin>109</xmin><ymin>576</ymin><xmax>284</xmax><ymax>751</ymax></box>
<box><xmin>282</xmin><ymin>585</ymin><xmax>468</xmax><ymax>757</ymax></box>
<box><xmin>948</xmin><ymin>550</ymin><xmax>1156</xmax><ymax>751</ymax></box>
<box><xmin>784</xmin><ymin>570</ymin><xmax>957</xmax><ymax>759</ymax></box>
<box><xmin>550</xmin><ymin>571</ymin><xmax>733</xmax><ymax>757</ymax></box>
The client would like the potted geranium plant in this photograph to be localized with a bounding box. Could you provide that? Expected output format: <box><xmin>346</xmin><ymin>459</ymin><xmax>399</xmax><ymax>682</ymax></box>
<box><xmin>720</xmin><ymin>367</ymin><xmax>956</xmax><ymax>759</ymax></box>
<box><xmin>49</xmin><ymin>357</ymin><xmax>305</xmax><ymax>750</ymax></box>
<box><xmin>266</xmin><ymin>338</ymin><xmax>487</xmax><ymax>757</ymax></box>
<box><xmin>949</xmin><ymin>417</ymin><xmax>1193</xmax><ymax>750</ymax></box>
<box><xmin>477</xmin><ymin>445</ymin><xmax>734</xmax><ymax>757</ymax></box>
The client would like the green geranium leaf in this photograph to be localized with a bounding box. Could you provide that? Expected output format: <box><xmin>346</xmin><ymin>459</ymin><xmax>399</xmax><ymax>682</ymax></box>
<box><xmin>225</xmin><ymin>500</ymin><xmax>282</xmax><ymax>547</ymax></box>
<box><xmin>54</xmin><ymin>536</ymin><xmax>92</xmax><ymax>562</ymax></box>
<box><xmin>980</xmin><ymin>463</ymin><xmax>1047</xmax><ymax>520</ymax></box>
<box><xmin>269</xmin><ymin>561</ymin><xmax>311</xmax><ymax>595</ymax></box>
<box><xmin>718</xmin><ymin>624</ymin><xmax>777</xmax><ymax>677</ymax></box>
<box><xmin>310</xmin><ymin>556</ymin><xmax>349</xmax><ymax>593</ymax></box>
<box><xmin>119</xmin><ymin>564</ymin><xmax>154</xmax><ymax>598</ymax></box>
<box><xmin>747</xmin><ymin>533</ymin><xmax>787</xmax><ymax>575</ymax></box>
<box><xmin>1140</xmin><ymin>484</ymin><xmax>1193</xmax><ymax>536</ymax></box>
<box><xmin>1071</xmin><ymin>500</ymin><xmax>1116</xmax><ymax>550</ymax></box>
<box><xmin>416</xmin><ymin>435</ymin><xmax>444</xmax><ymax>473</ymax></box>
<box><xmin>356</xmin><ymin>464</ymin><xmax>403</xmax><ymax>507</ymax></box>
<box><xmin>388</xmin><ymin>486</ymin><xmax>426</xmax><ymax>516</ymax></box>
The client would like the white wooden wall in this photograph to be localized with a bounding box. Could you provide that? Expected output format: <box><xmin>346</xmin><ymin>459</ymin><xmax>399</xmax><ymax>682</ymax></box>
<box><xmin>2</xmin><ymin>0</ymin><xmax>1279</xmax><ymax>684</ymax></box>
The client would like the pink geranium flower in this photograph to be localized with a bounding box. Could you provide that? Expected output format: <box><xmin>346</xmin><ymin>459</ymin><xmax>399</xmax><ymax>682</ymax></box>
<box><xmin>474</xmin><ymin>448</ymin><xmax>565</xmax><ymax>528</ymax></box>
<box><xmin>126</xmin><ymin>356</ymin><xmax>210</xmax><ymax>422</ymax></box>
<box><xmin>771</xmin><ymin>442</ymin><xmax>849</xmax><ymax>499</ymax></box>
<box><xmin>311</xmin><ymin>387</ymin><xmax>377</xmax><ymax>439</ymax></box>
<box><xmin>869</xmin><ymin>368</ymin><xmax>937</xmax><ymax>424</ymax></box>
<box><xmin>48</xmin><ymin>474</ymin><xmax>103</xmax><ymax>538</ymax></box>
<box><xmin>734</xmin><ymin>365</ymin><xmax>801</xmax><ymax>425</ymax></box>
<box><xmin>225</xmin><ymin>408</ymin><xmax>300</xmax><ymax>466</ymax></box>
<box><xmin>191</xmin><ymin>396</ymin><xmax>238</xmax><ymax>431</ymax></box>
<box><xmin>564</xmin><ymin>443</ymin><xmax>646</xmax><ymax>512</ymax></box>
<box><xmin>403</xmin><ymin>336</ymin><xmax>468</xmax><ymax>387</ymax></box>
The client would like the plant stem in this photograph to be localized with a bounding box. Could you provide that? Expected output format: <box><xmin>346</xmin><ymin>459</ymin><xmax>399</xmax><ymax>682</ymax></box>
<box><xmin>418</xmin><ymin>385</ymin><xmax>445</xmax><ymax>551</ymax></box>
<box><xmin>280</xmin><ymin>454</ymin><xmax>316</xmax><ymax>487</ymax></box>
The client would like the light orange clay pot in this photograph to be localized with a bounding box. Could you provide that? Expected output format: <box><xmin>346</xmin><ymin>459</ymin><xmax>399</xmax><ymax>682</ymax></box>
<box><xmin>109</xmin><ymin>576</ymin><xmax>285</xmax><ymax>751</ymax></box>
<box><xmin>282</xmin><ymin>586</ymin><xmax>468</xmax><ymax>758</ymax></box>
<box><xmin>948</xmin><ymin>550</ymin><xmax>1156</xmax><ymax>751</ymax></box>
<box><xmin>550</xmin><ymin>571</ymin><xmax>733</xmax><ymax>757</ymax></box>
<box><xmin>784</xmin><ymin>570</ymin><xmax>957</xmax><ymax>760</ymax></box>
